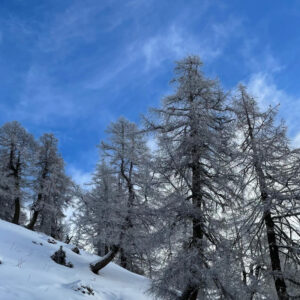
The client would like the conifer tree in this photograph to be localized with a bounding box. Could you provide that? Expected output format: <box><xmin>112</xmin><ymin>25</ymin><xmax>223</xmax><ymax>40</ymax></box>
<box><xmin>27</xmin><ymin>133</ymin><xmax>73</xmax><ymax>239</ymax></box>
<box><xmin>0</xmin><ymin>121</ymin><xmax>36</xmax><ymax>224</ymax></box>
<box><xmin>233</xmin><ymin>85</ymin><xmax>300</xmax><ymax>299</ymax></box>
<box><xmin>89</xmin><ymin>117</ymin><xmax>155</xmax><ymax>274</ymax></box>
<box><xmin>147</xmin><ymin>56</ymin><xmax>238</xmax><ymax>299</ymax></box>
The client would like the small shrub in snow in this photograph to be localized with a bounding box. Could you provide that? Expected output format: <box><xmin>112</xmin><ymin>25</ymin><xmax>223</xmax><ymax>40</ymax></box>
<box><xmin>51</xmin><ymin>246</ymin><xmax>73</xmax><ymax>268</ymax></box>
<box><xmin>32</xmin><ymin>241</ymin><xmax>43</xmax><ymax>246</ymax></box>
<box><xmin>74</xmin><ymin>285</ymin><xmax>94</xmax><ymax>296</ymax></box>
<box><xmin>47</xmin><ymin>238</ymin><xmax>57</xmax><ymax>244</ymax></box>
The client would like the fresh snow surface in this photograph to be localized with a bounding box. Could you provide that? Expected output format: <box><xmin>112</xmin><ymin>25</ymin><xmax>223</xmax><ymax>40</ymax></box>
<box><xmin>0</xmin><ymin>220</ymin><xmax>154</xmax><ymax>300</ymax></box>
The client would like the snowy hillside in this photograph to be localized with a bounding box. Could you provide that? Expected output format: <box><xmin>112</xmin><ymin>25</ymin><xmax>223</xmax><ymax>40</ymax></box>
<box><xmin>0</xmin><ymin>220</ymin><xmax>154</xmax><ymax>300</ymax></box>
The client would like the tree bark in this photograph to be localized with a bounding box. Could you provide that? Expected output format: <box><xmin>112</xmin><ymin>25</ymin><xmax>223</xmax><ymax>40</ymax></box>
<box><xmin>12</xmin><ymin>196</ymin><xmax>20</xmax><ymax>224</ymax></box>
<box><xmin>264</xmin><ymin>210</ymin><xmax>289</xmax><ymax>300</ymax></box>
<box><xmin>27</xmin><ymin>166</ymin><xmax>48</xmax><ymax>230</ymax></box>
<box><xmin>90</xmin><ymin>245</ymin><xmax>119</xmax><ymax>274</ymax></box>
<box><xmin>27</xmin><ymin>192</ymin><xmax>44</xmax><ymax>230</ymax></box>
<box><xmin>10</xmin><ymin>148</ymin><xmax>21</xmax><ymax>225</ymax></box>
<box><xmin>180</xmin><ymin>96</ymin><xmax>203</xmax><ymax>300</ymax></box>
<box><xmin>27</xmin><ymin>210</ymin><xmax>39</xmax><ymax>230</ymax></box>
<box><xmin>120</xmin><ymin>247</ymin><xmax>128</xmax><ymax>269</ymax></box>
<box><xmin>179</xmin><ymin>284</ymin><xmax>199</xmax><ymax>300</ymax></box>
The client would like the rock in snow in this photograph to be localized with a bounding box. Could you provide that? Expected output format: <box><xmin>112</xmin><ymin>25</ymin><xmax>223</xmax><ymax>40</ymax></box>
<box><xmin>0</xmin><ymin>220</ymin><xmax>154</xmax><ymax>300</ymax></box>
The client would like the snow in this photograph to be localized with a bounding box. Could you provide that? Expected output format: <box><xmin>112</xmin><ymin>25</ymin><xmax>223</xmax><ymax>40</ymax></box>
<box><xmin>0</xmin><ymin>220</ymin><xmax>154</xmax><ymax>300</ymax></box>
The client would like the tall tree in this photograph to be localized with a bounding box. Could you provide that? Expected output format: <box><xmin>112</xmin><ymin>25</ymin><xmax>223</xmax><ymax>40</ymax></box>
<box><xmin>75</xmin><ymin>161</ymin><xmax>119</xmax><ymax>256</ymax></box>
<box><xmin>147</xmin><ymin>56</ymin><xmax>239</xmax><ymax>299</ymax></box>
<box><xmin>27</xmin><ymin>133</ymin><xmax>73</xmax><ymax>239</ymax></box>
<box><xmin>0</xmin><ymin>121</ymin><xmax>36</xmax><ymax>224</ymax></box>
<box><xmin>233</xmin><ymin>85</ymin><xmax>300</xmax><ymax>299</ymax></box>
<box><xmin>89</xmin><ymin>117</ymin><xmax>155</xmax><ymax>274</ymax></box>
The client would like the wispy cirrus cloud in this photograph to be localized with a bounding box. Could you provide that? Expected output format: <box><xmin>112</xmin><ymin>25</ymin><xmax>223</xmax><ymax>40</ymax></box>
<box><xmin>4</xmin><ymin>0</ymin><xmax>299</xmax><ymax>175</ymax></box>
<box><xmin>84</xmin><ymin>14</ymin><xmax>243</xmax><ymax>92</ymax></box>
<box><xmin>141</xmin><ymin>17</ymin><xmax>242</xmax><ymax>71</ymax></box>
<box><xmin>14</xmin><ymin>65</ymin><xmax>80</xmax><ymax>124</ymax></box>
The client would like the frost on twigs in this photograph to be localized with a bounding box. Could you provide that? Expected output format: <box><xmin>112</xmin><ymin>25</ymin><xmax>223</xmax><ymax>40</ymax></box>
<box><xmin>51</xmin><ymin>246</ymin><xmax>73</xmax><ymax>268</ymax></box>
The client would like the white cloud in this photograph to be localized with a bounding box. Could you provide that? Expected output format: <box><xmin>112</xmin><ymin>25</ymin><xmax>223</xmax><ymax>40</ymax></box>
<box><xmin>241</xmin><ymin>40</ymin><xmax>284</xmax><ymax>74</ymax></box>
<box><xmin>67</xmin><ymin>165</ymin><xmax>92</xmax><ymax>188</ymax></box>
<box><xmin>146</xmin><ymin>136</ymin><xmax>158</xmax><ymax>152</ymax></box>
<box><xmin>246</xmin><ymin>71</ymin><xmax>300</xmax><ymax>142</ymax></box>
<box><xmin>247</xmin><ymin>72</ymin><xmax>284</xmax><ymax>108</ymax></box>
<box><xmin>13</xmin><ymin>65</ymin><xmax>80</xmax><ymax>124</ymax></box>
<box><xmin>291</xmin><ymin>132</ymin><xmax>300</xmax><ymax>149</ymax></box>
<box><xmin>37</xmin><ymin>2</ymin><xmax>109</xmax><ymax>53</ymax></box>
<box><xmin>142</xmin><ymin>18</ymin><xmax>241</xmax><ymax>71</ymax></box>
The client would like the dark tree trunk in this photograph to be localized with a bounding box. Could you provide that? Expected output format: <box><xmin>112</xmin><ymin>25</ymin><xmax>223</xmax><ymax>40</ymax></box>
<box><xmin>27</xmin><ymin>166</ymin><xmax>47</xmax><ymax>230</ymax></box>
<box><xmin>180</xmin><ymin>162</ymin><xmax>203</xmax><ymax>300</ymax></box>
<box><xmin>179</xmin><ymin>284</ymin><xmax>199</xmax><ymax>300</ymax></box>
<box><xmin>181</xmin><ymin>103</ymin><xmax>203</xmax><ymax>300</ymax></box>
<box><xmin>12</xmin><ymin>196</ymin><xmax>20</xmax><ymax>224</ymax></box>
<box><xmin>90</xmin><ymin>245</ymin><xmax>119</xmax><ymax>274</ymax></box>
<box><xmin>10</xmin><ymin>148</ymin><xmax>21</xmax><ymax>225</ymax></box>
<box><xmin>27</xmin><ymin>192</ymin><xmax>44</xmax><ymax>230</ymax></box>
<box><xmin>27</xmin><ymin>210</ymin><xmax>39</xmax><ymax>230</ymax></box>
<box><xmin>263</xmin><ymin>209</ymin><xmax>289</xmax><ymax>300</ymax></box>
<box><xmin>120</xmin><ymin>248</ymin><xmax>128</xmax><ymax>269</ymax></box>
<box><xmin>119</xmin><ymin>158</ymin><xmax>134</xmax><ymax>271</ymax></box>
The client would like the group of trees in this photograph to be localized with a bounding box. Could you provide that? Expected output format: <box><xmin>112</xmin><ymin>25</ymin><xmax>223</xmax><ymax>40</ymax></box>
<box><xmin>1</xmin><ymin>56</ymin><xmax>299</xmax><ymax>299</ymax></box>
<box><xmin>76</xmin><ymin>56</ymin><xmax>300</xmax><ymax>299</ymax></box>
<box><xmin>0</xmin><ymin>121</ymin><xmax>73</xmax><ymax>239</ymax></box>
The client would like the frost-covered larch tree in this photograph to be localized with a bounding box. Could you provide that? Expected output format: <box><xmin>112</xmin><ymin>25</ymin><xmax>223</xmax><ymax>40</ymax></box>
<box><xmin>147</xmin><ymin>56</ymin><xmax>239</xmax><ymax>300</ymax></box>
<box><xmin>75</xmin><ymin>160</ymin><xmax>119</xmax><ymax>256</ymax></box>
<box><xmin>27</xmin><ymin>133</ymin><xmax>73</xmax><ymax>239</ymax></box>
<box><xmin>233</xmin><ymin>85</ymin><xmax>300</xmax><ymax>299</ymax></box>
<box><xmin>90</xmin><ymin>117</ymin><xmax>155</xmax><ymax>275</ymax></box>
<box><xmin>0</xmin><ymin>121</ymin><xmax>36</xmax><ymax>224</ymax></box>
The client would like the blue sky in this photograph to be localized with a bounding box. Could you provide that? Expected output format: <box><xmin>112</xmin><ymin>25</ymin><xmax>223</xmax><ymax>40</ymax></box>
<box><xmin>1</xmin><ymin>0</ymin><xmax>300</xmax><ymax>184</ymax></box>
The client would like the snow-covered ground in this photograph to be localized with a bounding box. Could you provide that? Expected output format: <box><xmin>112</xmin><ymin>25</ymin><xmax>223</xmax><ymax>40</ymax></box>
<box><xmin>0</xmin><ymin>220</ymin><xmax>154</xmax><ymax>300</ymax></box>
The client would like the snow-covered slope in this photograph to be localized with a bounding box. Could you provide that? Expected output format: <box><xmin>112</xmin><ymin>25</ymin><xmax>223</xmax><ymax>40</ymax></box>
<box><xmin>0</xmin><ymin>220</ymin><xmax>154</xmax><ymax>300</ymax></box>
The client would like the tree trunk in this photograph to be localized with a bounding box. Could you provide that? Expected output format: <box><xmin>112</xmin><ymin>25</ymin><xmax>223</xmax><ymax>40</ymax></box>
<box><xmin>263</xmin><ymin>210</ymin><xmax>289</xmax><ymax>300</ymax></box>
<box><xmin>257</xmin><ymin>180</ymin><xmax>288</xmax><ymax>300</ymax></box>
<box><xmin>180</xmin><ymin>162</ymin><xmax>203</xmax><ymax>300</ymax></box>
<box><xmin>27</xmin><ymin>192</ymin><xmax>44</xmax><ymax>230</ymax></box>
<box><xmin>10</xmin><ymin>150</ymin><xmax>21</xmax><ymax>225</ymax></box>
<box><xmin>180</xmin><ymin>106</ymin><xmax>203</xmax><ymax>300</ymax></box>
<box><xmin>90</xmin><ymin>245</ymin><xmax>119</xmax><ymax>274</ymax></box>
<box><xmin>119</xmin><ymin>159</ymin><xmax>134</xmax><ymax>271</ymax></box>
<box><xmin>120</xmin><ymin>248</ymin><xmax>128</xmax><ymax>269</ymax></box>
<box><xmin>12</xmin><ymin>196</ymin><xmax>20</xmax><ymax>224</ymax></box>
<box><xmin>27</xmin><ymin>210</ymin><xmax>39</xmax><ymax>230</ymax></box>
<box><xmin>179</xmin><ymin>284</ymin><xmax>199</xmax><ymax>300</ymax></box>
